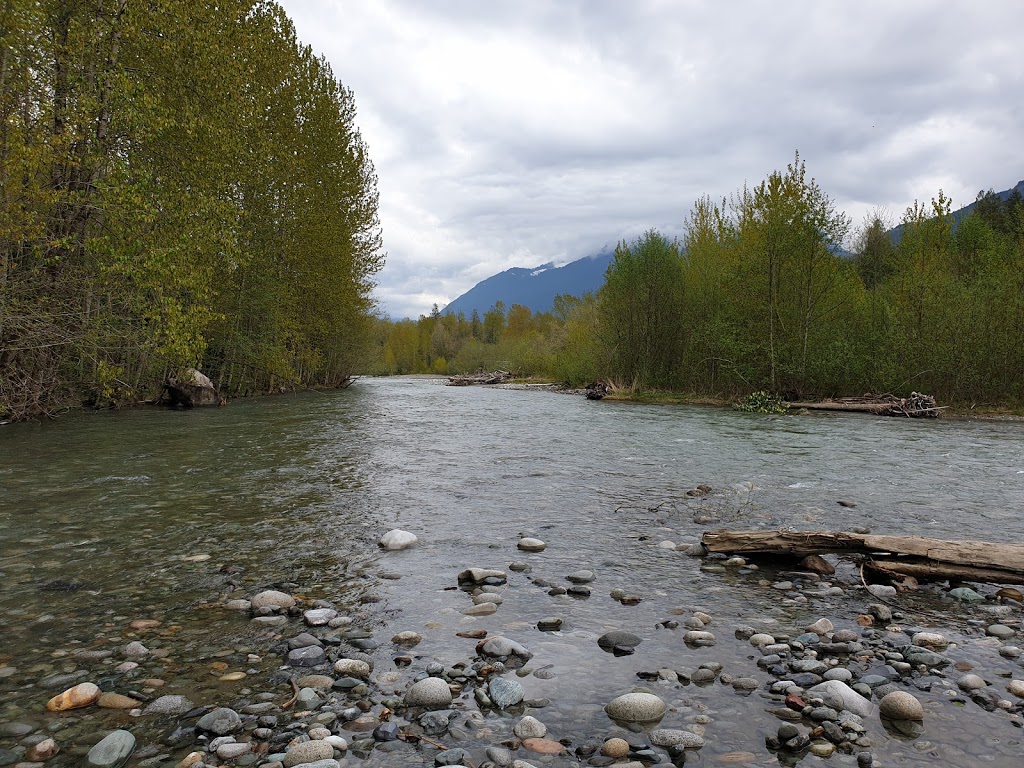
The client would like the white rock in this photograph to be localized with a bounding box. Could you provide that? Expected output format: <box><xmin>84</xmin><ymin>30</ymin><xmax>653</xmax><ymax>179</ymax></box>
<box><xmin>250</xmin><ymin>590</ymin><xmax>295</xmax><ymax>611</ymax></box>
<box><xmin>513</xmin><ymin>715</ymin><xmax>547</xmax><ymax>739</ymax></box>
<box><xmin>1008</xmin><ymin>679</ymin><xmax>1024</xmax><ymax>698</ymax></box>
<box><xmin>518</xmin><ymin>537</ymin><xmax>546</xmax><ymax>552</ymax></box>
<box><xmin>650</xmin><ymin>729</ymin><xmax>705</xmax><ymax>749</ymax></box>
<box><xmin>912</xmin><ymin>632</ymin><xmax>949</xmax><ymax>650</ymax></box>
<box><xmin>304</xmin><ymin>608</ymin><xmax>338</xmax><ymax>626</ymax></box>
<box><xmin>749</xmin><ymin>633</ymin><xmax>775</xmax><ymax>647</ymax></box>
<box><xmin>807</xmin><ymin>680</ymin><xmax>875</xmax><ymax>718</ymax></box>
<box><xmin>379</xmin><ymin>529</ymin><xmax>418</xmax><ymax>550</ymax></box>
<box><xmin>805</xmin><ymin>618</ymin><xmax>833</xmax><ymax>635</ymax></box>
<box><xmin>333</xmin><ymin>659</ymin><xmax>370</xmax><ymax>678</ymax></box>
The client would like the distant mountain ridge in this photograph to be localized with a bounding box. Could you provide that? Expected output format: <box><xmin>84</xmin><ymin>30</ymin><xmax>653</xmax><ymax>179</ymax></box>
<box><xmin>443</xmin><ymin>249</ymin><xmax>613</xmax><ymax>317</ymax></box>
<box><xmin>444</xmin><ymin>180</ymin><xmax>1024</xmax><ymax>317</ymax></box>
<box><xmin>889</xmin><ymin>179</ymin><xmax>1024</xmax><ymax>243</ymax></box>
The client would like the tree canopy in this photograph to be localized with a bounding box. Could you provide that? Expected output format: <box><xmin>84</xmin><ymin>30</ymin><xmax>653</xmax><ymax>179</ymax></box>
<box><xmin>1</xmin><ymin>0</ymin><xmax>383</xmax><ymax>420</ymax></box>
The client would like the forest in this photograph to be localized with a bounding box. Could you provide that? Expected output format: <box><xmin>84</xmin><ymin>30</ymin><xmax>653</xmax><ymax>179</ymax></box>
<box><xmin>1</xmin><ymin>1</ymin><xmax>383</xmax><ymax>421</ymax></box>
<box><xmin>370</xmin><ymin>155</ymin><xmax>1024</xmax><ymax>407</ymax></box>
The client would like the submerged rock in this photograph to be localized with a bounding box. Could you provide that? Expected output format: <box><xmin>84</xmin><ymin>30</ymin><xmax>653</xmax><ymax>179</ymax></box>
<box><xmin>605</xmin><ymin>692</ymin><xmax>667</xmax><ymax>723</ymax></box>
<box><xmin>405</xmin><ymin>677</ymin><xmax>453</xmax><ymax>709</ymax></box>
<box><xmin>879</xmin><ymin>691</ymin><xmax>924</xmax><ymax>720</ymax></box>
<box><xmin>46</xmin><ymin>682</ymin><xmax>100</xmax><ymax>711</ymax></box>
<box><xmin>87</xmin><ymin>730</ymin><xmax>135</xmax><ymax>768</ymax></box>
<box><xmin>379</xmin><ymin>529</ymin><xmax>418</xmax><ymax>550</ymax></box>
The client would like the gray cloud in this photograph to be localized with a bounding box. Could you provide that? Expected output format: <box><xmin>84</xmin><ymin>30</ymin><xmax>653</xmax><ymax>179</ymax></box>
<box><xmin>282</xmin><ymin>0</ymin><xmax>1024</xmax><ymax>318</ymax></box>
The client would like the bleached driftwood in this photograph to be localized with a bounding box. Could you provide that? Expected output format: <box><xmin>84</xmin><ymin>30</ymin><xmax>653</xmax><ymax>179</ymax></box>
<box><xmin>702</xmin><ymin>529</ymin><xmax>1024</xmax><ymax>585</ymax></box>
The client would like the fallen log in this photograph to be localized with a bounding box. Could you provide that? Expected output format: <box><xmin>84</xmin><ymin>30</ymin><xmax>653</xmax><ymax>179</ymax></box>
<box><xmin>702</xmin><ymin>529</ymin><xmax>1024</xmax><ymax>585</ymax></box>
<box><xmin>447</xmin><ymin>370</ymin><xmax>513</xmax><ymax>386</ymax></box>
<box><xmin>789</xmin><ymin>392</ymin><xmax>943</xmax><ymax>418</ymax></box>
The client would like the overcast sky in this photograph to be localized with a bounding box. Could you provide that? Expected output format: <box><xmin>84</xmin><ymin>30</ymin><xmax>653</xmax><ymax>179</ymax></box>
<box><xmin>282</xmin><ymin>1</ymin><xmax>1024</xmax><ymax>319</ymax></box>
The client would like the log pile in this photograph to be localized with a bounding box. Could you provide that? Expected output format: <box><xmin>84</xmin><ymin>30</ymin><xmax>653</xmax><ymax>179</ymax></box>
<box><xmin>702</xmin><ymin>529</ymin><xmax>1024</xmax><ymax>585</ymax></box>
<box><xmin>789</xmin><ymin>392</ymin><xmax>942</xmax><ymax>418</ymax></box>
<box><xmin>446</xmin><ymin>370</ymin><xmax>513</xmax><ymax>386</ymax></box>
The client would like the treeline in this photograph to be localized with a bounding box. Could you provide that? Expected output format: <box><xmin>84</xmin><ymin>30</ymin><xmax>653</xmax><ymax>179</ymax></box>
<box><xmin>372</xmin><ymin>153</ymin><xmax>1024</xmax><ymax>406</ymax></box>
<box><xmin>1</xmin><ymin>1</ymin><xmax>382</xmax><ymax>420</ymax></box>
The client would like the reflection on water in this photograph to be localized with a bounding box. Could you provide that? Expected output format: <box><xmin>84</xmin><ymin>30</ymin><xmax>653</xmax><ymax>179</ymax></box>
<box><xmin>2</xmin><ymin>378</ymin><xmax>1024</xmax><ymax>766</ymax></box>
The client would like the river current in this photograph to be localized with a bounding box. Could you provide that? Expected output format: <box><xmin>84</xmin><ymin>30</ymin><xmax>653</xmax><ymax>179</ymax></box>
<box><xmin>1</xmin><ymin>377</ymin><xmax>1023</xmax><ymax>766</ymax></box>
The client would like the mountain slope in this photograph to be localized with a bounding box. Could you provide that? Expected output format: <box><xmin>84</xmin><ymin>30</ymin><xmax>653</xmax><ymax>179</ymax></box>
<box><xmin>444</xmin><ymin>250</ymin><xmax>613</xmax><ymax>317</ymax></box>
<box><xmin>889</xmin><ymin>179</ymin><xmax>1024</xmax><ymax>243</ymax></box>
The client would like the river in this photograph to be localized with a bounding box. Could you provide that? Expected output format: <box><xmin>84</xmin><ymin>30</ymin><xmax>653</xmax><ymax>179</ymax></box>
<box><xmin>1</xmin><ymin>377</ymin><xmax>1023</xmax><ymax>767</ymax></box>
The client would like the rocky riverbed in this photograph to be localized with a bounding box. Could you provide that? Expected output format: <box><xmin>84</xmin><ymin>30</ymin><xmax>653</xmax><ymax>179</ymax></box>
<box><xmin>3</xmin><ymin>526</ymin><xmax>1024</xmax><ymax>768</ymax></box>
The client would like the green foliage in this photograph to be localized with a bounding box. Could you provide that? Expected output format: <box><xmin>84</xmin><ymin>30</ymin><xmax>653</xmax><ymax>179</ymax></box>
<box><xmin>735</xmin><ymin>390</ymin><xmax>789</xmax><ymax>414</ymax></box>
<box><xmin>367</xmin><ymin>152</ymin><xmax>1024</xmax><ymax>409</ymax></box>
<box><xmin>0</xmin><ymin>1</ymin><xmax>383</xmax><ymax>419</ymax></box>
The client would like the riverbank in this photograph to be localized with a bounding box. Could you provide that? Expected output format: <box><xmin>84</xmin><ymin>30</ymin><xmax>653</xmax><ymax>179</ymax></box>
<box><xmin>4</xmin><ymin>526</ymin><xmax>1024</xmax><ymax>768</ymax></box>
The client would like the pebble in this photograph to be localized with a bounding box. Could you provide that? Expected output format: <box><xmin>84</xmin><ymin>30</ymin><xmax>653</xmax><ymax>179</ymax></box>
<box><xmin>601</xmin><ymin>738</ymin><xmax>630</xmax><ymax>758</ymax></box>
<box><xmin>605</xmin><ymin>692</ymin><xmax>667</xmax><ymax>722</ymax></box>
<box><xmin>283</xmin><ymin>740</ymin><xmax>335</xmax><ymax>768</ymax></box>
<box><xmin>216</xmin><ymin>742</ymin><xmax>251</xmax><ymax>760</ymax></box>
<box><xmin>805</xmin><ymin>618</ymin><xmax>834</xmax><ymax>635</ymax></box>
<box><xmin>988</xmin><ymin>624</ymin><xmax>1016</xmax><ymax>639</ymax></box>
<box><xmin>958</xmin><ymin>674</ymin><xmax>986</xmax><ymax>691</ymax></box>
<box><xmin>334</xmin><ymin>659</ymin><xmax>370</xmax><ymax>678</ymax></box>
<box><xmin>878</xmin><ymin>691</ymin><xmax>925</xmax><ymax>720</ymax></box>
<box><xmin>1008</xmin><ymin>680</ymin><xmax>1024</xmax><ymax>698</ymax></box>
<box><xmin>196</xmin><ymin>708</ymin><xmax>242</xmax><ymax>736</ymax></box>
<box><xmin>392</xmin><ymin>630</ymin><xmax>422</xmax><ymax>645</ymax></box>
<box><xmin>597</xmin><ymin>631</ymin><xmax>642</xmax><ymax>651</ymax></box>
<box><xmin>650</xmin><ymin>729</ymin><xmax>705</xmax><ymax>749</ymax></box>
<box><xmin>288</xmin><ymin>646</ymin><xmax>326</xmax><ymax>666</ymax></box>
<box><xmin>97</xmin><ymin>693</ymin><xmax>140</xmax><ymax>709</ymax></box>
<box><xmin>683</xmin><ymin>630</ymin><xmax>716</xmax><ymax>646</ymax></box>
<box><xmin>463</xmin><ymin>603</ymin><xmax>497</xmax><ymax>616</ymax></box>
<box><xmin>513</xmin><ymin>716</ymin><xmax>547</xmax><ymax>739</ymax></box>
<box><xmin>46</xmin><ymin>682</ymin><xmax>100</xmax><ymax>711</ymax></box>
<box><xmin>488</xmin><ymin>678</ymin><xmax>525</xmax><ymax>709</ymax></box>
<box><xmin>911</xmin><ymin>632</ymin><xmax>949</xmax><ymax>650</ymax></box>
<box><xmin>807</xmin><ymin>681</ymin><xmax>874</xmax><ymax>718</ymax></box>
<box><xmin>143</xmin><ymin>695</ymin><xmax>193</xmax><ymax>715</ymax></box>
<box><xmin>566</xmin><ymin>570</ymin><xmax>595</xmax><ymax>583</ymax></box>
<box><xmin>522</xmin><ymin>738</ymin><xmax>565</xmax><ymax>754</ymax></box>
<box><xmin>25</xmin><ymin>739</ymin><xmax>58</xmax><ymax>762</ymax></box>
<box><xmin>405</xmin><ymin>677</ymin><xmax>453</xmax><ymax>708</ymax></box>
<box><xmin>517</xmin><ymin>537</ymin><xmax>546</xmax><ymax>552</ymax></box>
<box><xmin>86</xmin><ymin>730</ymin><xmax>135</xmax><ymax>768</ymax></box>
<box><xmin>304</xmin><ymin>608</ymin><xmax>338</xmax><ymax>626</ymax></box>
<box><xmin>866</xmin><ymin>584</ymin><xmax>897</xmax><ymax>598</ymax></box>
<box><xmin>250</xmin><ymin>589</ymin><xmax>296</xmax><ymax>611</ymax></box>
<box><xmin>379</xmin><ymin>529</ymin><xmax>418</xmax><ymax>550</ymax></box>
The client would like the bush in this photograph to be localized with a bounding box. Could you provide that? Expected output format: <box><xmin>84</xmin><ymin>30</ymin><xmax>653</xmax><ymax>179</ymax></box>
<box><xmin>735</xmin><ymin>390</ymin><xmax>789</xmax><ymax>414</ymax></box>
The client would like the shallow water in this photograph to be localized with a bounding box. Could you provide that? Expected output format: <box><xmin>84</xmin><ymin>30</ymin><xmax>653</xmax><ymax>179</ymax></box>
<box><xmin>1</xmin><ymin>378</ymin><xmax>1023</xmax><ymax>766</ymax></box>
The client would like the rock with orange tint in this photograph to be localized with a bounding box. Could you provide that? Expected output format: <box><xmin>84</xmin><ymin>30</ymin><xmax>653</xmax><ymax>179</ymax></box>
<box><xmin>98</xmin><ymin>693</ymin><xmax>141</xmax><ymax>710</ymax></box>
<box><xmin>129</xmin><ymin>619</ymin><xmax>161</xmax><ymax>630</ymax></box>
<box><xmin>46</xmin><ymin>682</ymin><xmax>101</xmax><ymax>711</ymax></box>
<box><xmin>523</xmin><ymin>738</ymin><xmax>566</xmax><ymax>755</ymax></box>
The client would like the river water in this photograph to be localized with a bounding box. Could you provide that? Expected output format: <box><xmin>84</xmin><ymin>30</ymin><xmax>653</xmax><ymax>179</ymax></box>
<box><xmin>1</xmin><ymin>377</ymin><xmax>1023</xmax><ymax>767</ymax></box>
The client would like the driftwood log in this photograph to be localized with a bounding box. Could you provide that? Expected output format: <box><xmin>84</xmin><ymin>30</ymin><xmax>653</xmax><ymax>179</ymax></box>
<box><xmin>447</xmin><ymin>370</ymin><xmax>513</xmax><ymax>386</ymax></box>
<box><xmin>702</xmin><ymin>529</ymin><xmax>1024</xmax><ymax>585</ymax></box>
<box><xmin>789</xmin><ymin>392</ymin><xmax>942</xmax><ymax>418</ymax></box>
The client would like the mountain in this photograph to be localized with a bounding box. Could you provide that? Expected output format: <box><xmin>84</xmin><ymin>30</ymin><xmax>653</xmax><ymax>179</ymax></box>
<box><xmin>888</xmin><ymin>179</ymin><xmax>1024</xmax><ymax>243</ymax></box>
<box><xmin>443</xmin><ymin>249</ymin><xmax>614</xmax><ymax>317</ymax></box>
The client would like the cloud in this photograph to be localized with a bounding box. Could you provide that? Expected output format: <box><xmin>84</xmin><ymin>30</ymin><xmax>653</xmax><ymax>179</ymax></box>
<box><xmin>282</xmin><ymin>0</ymin><xmax>1024</xmax><ymax>319</ymax></box>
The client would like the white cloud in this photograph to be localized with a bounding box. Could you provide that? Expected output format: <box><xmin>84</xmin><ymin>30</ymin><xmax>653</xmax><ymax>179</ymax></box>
<box><xmin>282</xmin><ymin>0</ymin><xmax>1024</xmax><ymax>319</ymax></box>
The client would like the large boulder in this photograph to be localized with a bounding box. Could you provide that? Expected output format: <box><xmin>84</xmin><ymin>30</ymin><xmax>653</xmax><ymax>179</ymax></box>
<box><xmin>160</xmin><ymin>368</ymin><xmax>222</xmax><ymax>408</ymax></box>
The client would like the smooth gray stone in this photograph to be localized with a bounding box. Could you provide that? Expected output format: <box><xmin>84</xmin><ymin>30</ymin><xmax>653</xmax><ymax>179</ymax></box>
<box><xmin>196</xmin><ymin>707</ymin><xmax>242</xmax><ymax>736</ymax></box>
<box><xmin>87</xmin><ymin>730</ymin><xmax>136</xmax><ymax>768</ymax></box>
